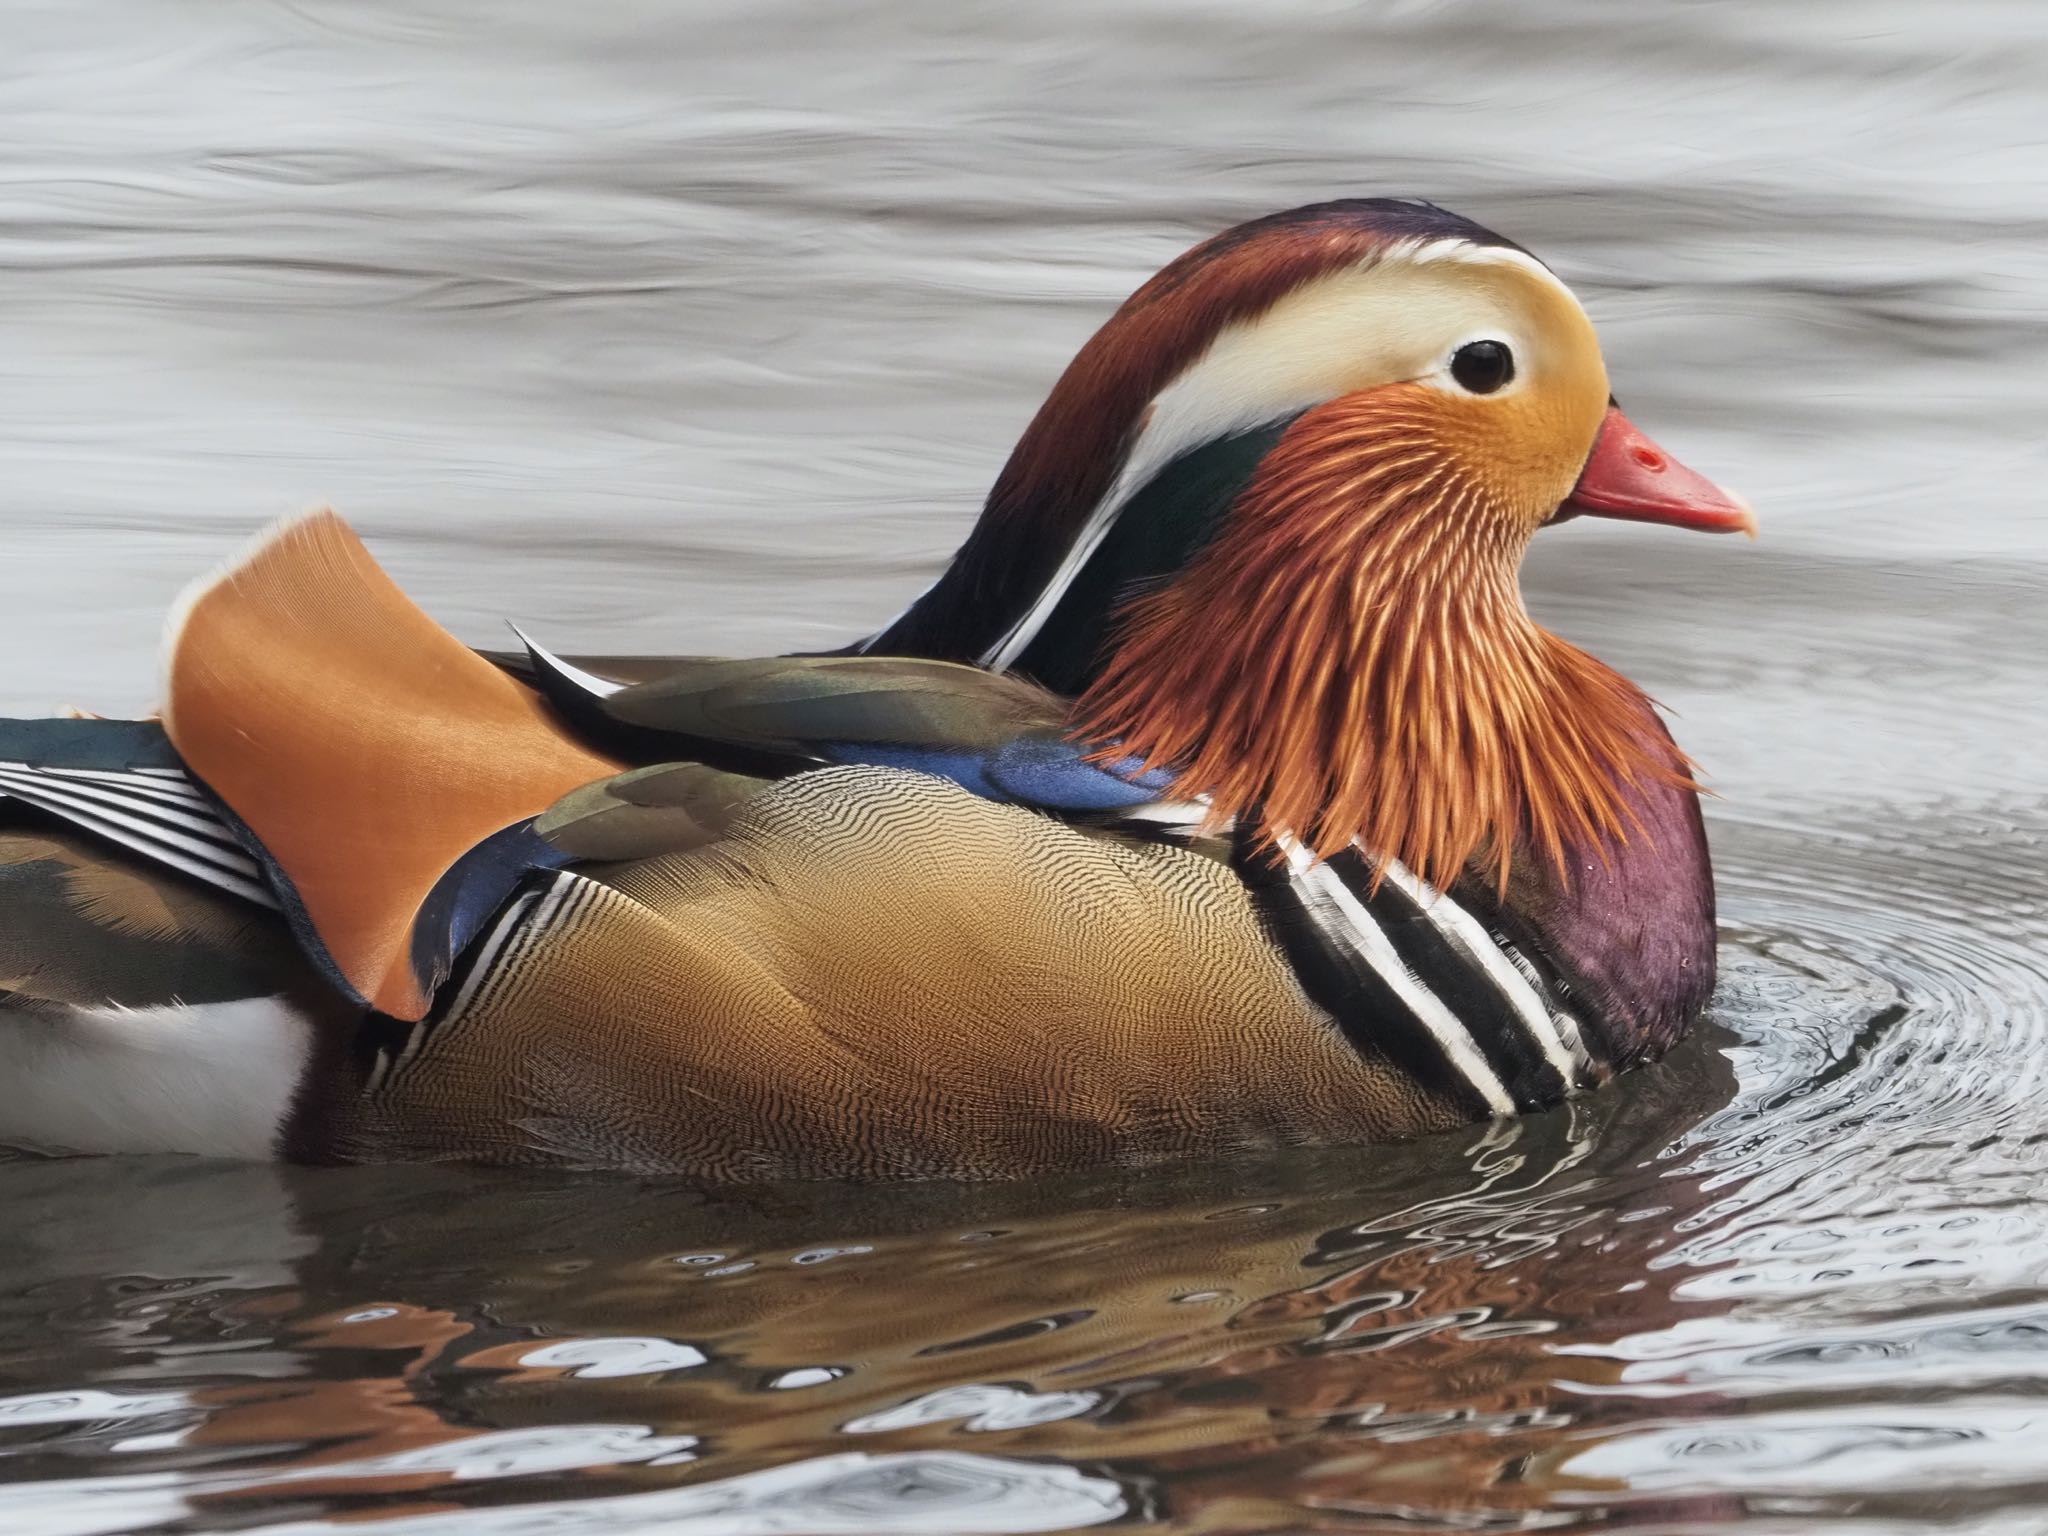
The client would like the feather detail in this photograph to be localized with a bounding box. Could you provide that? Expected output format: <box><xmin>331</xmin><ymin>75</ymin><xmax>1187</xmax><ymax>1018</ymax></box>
<box><xmin>535</xmin><ymin>762</ymin><xmax>769</xmax><ymax>863</ymax></box>
<box><xmin>1077</xmin><ymin>391</ymin><xmax>1694</xmax><ymax>892</ymax></box>
<box><xmin>604</xmin><ymin>655</ymin><xmax>1064</xmax><ymax>753</ymax></box>
<box><xmin>0</xmin><ymin>825</ymin><xmax>309</xmax><ymax>1011</ymax></box>
<box><xmin>160</xmin><ymin>510</ymin><xmax>622</xmax><ymax>1020</ymax></box>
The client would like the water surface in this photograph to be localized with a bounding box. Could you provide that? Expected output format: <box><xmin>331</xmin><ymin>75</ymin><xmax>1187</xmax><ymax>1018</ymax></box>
<box><xmin>3</xmin><ymin>3</ymin><xmax>2047</xmax><ymax>1531</ymax></box>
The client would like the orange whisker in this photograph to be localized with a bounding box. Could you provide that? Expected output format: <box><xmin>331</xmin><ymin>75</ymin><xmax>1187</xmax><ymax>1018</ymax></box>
<box><xmin>1076</xmin><ymin>391</ymin><xmax>1693</xmax><ymax>892</ymax></box>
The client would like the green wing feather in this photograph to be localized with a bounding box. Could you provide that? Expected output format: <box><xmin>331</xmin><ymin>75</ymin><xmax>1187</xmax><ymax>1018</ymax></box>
<box><xmin>599</xmin><ymin>656</ymin><xmax>1068</xmax><ymax>756</ymax></box>
<box><xmin>534</xmin><ymin>762</ymin><xmax>771</xmax><ymax>863</ymax></box>
<box><xmin>531</xmin><ymin>658</ymin><xmax>1073</xmax><ymax>863</ymax></box>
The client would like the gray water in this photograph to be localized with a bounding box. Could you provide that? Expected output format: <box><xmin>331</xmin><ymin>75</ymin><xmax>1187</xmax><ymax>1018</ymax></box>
<box><xmin>2</xmin><ymin>3</ymin><xmax>2047</xmax><ymax>1531</ymax></box>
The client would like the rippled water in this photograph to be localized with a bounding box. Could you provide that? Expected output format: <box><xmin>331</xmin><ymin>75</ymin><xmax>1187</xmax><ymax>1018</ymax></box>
<box><xmin>4</xmin><ymin>2</ymin><xmax>2048</xmax><ymax>1531</ymax></box>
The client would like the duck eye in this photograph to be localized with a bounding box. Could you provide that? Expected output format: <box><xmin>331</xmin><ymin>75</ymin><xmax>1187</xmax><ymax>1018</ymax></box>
<box><xmin>1450</xmin><ymin>339</ymin><xmax>1515</xmax><ymax>395</ymax></box>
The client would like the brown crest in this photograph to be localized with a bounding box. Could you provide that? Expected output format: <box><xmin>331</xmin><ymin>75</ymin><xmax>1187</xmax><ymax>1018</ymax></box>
<box><xmin>988</xmin><ymin>202</ymin><xmax>1524</xmax><ymax>543</ymax></box>
<box><xmin>881</xmin><ymin>200</ymin><xmax>1542</xmax><ymax>661</ymax></box>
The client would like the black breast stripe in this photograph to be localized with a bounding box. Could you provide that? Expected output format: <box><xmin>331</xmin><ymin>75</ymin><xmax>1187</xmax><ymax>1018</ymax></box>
<box><xmin>1231</xmin><ymin>824</ymin><xmax>1502</xmax><ymax>1120</ymax></box>
<box><xmin>1330</xmin><ymin>850</ymin><xmax>1573</xmax><ymax>1111</ymax></box>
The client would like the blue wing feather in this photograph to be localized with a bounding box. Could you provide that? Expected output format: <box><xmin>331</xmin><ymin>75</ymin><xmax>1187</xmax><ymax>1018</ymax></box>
<box><xmin>822</xmin><ymin>737</ymin><xmax>1172</xmax><ymax>812</ymax></box>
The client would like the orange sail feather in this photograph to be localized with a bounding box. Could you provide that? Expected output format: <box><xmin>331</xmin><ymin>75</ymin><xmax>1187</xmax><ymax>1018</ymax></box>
<box><xmin>161</xmin><ymin>511</ymin><xmax>620</xmax><ymax>1020</ymax></box>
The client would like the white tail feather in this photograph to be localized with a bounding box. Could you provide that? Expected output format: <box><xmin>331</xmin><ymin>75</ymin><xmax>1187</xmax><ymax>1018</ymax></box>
<box><xmin>0</xmin><ymin>997</ymin><xmax>312</xmax><ymax>1159</ymax></box>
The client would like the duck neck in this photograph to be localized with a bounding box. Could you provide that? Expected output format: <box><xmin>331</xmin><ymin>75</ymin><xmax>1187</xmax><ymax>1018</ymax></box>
<box><xmin>866</xmin><ymin>419</ymin><xmax>1296</xmax><ymax>692</ymax></box>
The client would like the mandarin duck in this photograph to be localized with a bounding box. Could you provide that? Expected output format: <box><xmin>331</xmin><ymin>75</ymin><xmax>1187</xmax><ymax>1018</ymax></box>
<box><xmin>0</xmin><ymin>199</ymin><xmax>1753</xmax><ymax>1178</ymax></box>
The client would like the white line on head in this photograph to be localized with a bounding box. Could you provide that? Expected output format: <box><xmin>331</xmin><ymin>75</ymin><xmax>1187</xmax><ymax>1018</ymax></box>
<box><xmin>982</xmin><ymin>238</ymin><xmax>1587</xmax><ymax>671</ymax></box>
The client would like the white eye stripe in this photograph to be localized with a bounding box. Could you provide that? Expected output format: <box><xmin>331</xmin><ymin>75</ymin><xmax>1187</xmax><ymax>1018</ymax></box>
<box><xmin>1400</xmin><ymin>235</ymin><xmax>1570</xmax><ymax>295</ymax></box>
<box><xmin>970</xmin><ymin>238</ymin><xmax>1588</xmax><ymax>670</ymax></box>
<box><xmin>986</xmin><ymin>254</ymin><xmax>1525</xmax><ymax>668</ymax></box>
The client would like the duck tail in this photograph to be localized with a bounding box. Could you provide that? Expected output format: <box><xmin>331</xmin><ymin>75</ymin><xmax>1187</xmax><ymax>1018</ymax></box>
<box><xmin>161</xmin><ymin>509</ymin><xmax>620</xmax><ymax>1021</ymax></box>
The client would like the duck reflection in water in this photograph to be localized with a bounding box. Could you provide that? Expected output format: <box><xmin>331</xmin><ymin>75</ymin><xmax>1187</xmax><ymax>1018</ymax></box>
<box><xmin>0</xmin><ymin>1018</ymin><xmax>1756</xmax><ymax>1529</ymax></box>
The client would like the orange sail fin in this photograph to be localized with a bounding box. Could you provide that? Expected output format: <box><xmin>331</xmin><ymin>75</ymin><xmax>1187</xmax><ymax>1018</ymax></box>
<box><xmin>161</xmin><ymin>510</ymin><xmax>621</xmax><ymax>1020</ymax></box>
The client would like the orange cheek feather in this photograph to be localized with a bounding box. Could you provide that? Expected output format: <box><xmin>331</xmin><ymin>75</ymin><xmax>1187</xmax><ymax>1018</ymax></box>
<box><xmin>1077</xmin><ymin>388</ymin><xmax>1691</xmax><ymax>893</ymax></box>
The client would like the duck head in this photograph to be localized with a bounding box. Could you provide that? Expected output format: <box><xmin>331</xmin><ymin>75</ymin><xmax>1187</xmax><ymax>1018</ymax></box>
<box><xmin>869</xmin><ymin>198</ymin><xmax>1750</xmax><ymax>907</ymax></box>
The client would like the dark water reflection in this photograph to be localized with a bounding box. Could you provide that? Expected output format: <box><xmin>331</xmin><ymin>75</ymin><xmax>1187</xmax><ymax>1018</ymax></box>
<box><xmin>6</xmin><ymin>0</ymin><xmax>2048</xmax><ymax>1530</ymax></box>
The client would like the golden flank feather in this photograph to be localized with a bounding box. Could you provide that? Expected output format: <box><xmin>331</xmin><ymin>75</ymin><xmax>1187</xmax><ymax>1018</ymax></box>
<box><xmin>337</xmin><ymin>768</ymin><xmax>1464</xmax><ymax>1176</ymax></box>
<box><xmin>161</xmin><ymin>510</ymin><xmax>621</xmax><ymax>1020</ymax></box>
<box><xmin>1079</xmin><ymin>390</ymin><xmax>1695</xmax><ymax>891</ymax></box>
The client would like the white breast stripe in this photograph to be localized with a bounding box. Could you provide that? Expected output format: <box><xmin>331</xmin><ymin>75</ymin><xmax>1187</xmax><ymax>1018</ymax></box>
<box><xmin>1281</xmin><ymin>840</ymin><xmax>1516</xmax><ymax>1116</ymax></box>
<box><xmin>1495</xmin><ymin>939</ymin><xmax>1598</xmax><ymax>1071</ymax></box>
<box><xmin>1107</xmin><ymin>799</ymin><xmax>1213</xmax><ymax>832</ymax></box>
<box><xmin>508</xmin><ymin>624</ymin><xmax>626</xmax><ymax>700</ymax></box>
<box><xmin>1546</xmin><ymin>1001</ymin><xmax>1594</xmax><ymax>1067</ymax></box>
<box><xmin>1377</xmin><ymin>855</ymin><xmax>1592</xmax><ymax>1083</ymax></box>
